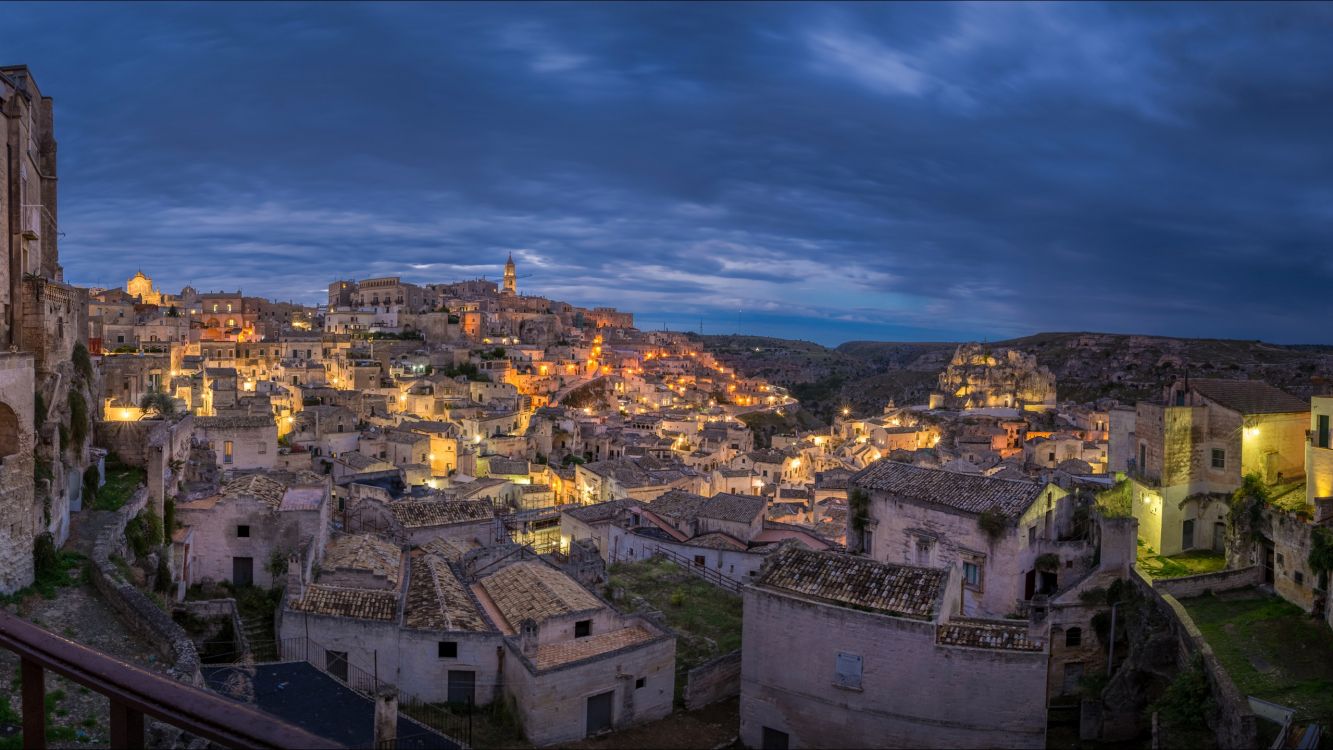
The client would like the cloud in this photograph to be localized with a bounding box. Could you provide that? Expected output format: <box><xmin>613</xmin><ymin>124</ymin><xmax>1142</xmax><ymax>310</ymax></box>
<box><xmin>7</xmin><ymin>1</ymin><xmax>1333</xmax><ymax>345</ymax></box>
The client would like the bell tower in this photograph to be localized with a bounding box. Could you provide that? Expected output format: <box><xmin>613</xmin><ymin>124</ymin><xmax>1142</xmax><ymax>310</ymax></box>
<box><xmin>502</xmin><ymin>253</ymin><xmax>516</xmax><ymax>296</ymax></box>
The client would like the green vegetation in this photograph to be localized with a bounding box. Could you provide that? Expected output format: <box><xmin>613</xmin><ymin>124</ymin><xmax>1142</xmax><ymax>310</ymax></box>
<box><xmin>608</xmin><ymin>557</ymin><xmax>743</xmax><ymax>706</ymax></box>
<box><xmin>1151</xmin><ymin>653</ymin><xmax>1214</xmax><ymax>727</ymax></box>
<box><xmin>0</xmin><ymin>541</ymin><xmax>84</xmax><ymax>605</ymax></box>
<box><xmin>138</xmin><ymin>389</ymin><xmax>177</xmax><ymax>418</ymax></box>
<box><xmin>438</xmin><ymin>361</ymin><xmax>486</xmax><ymax>381</ymax></box>
<box><xmin>1182</xmin><ymin>590</ymin><xmax>1333</xmax><ymax>723</ymax></box>
<box><xmin>68</xmin><ymin>390</ymin><xmax>88</xmax><ymax>446</ymax></box>
<box><xmin>977</xmin><ymin>506</ymin><xmax>1010</xmax><ymax>541</ymax></box>
<box><xmin>737</xmin><ymin>409</ymin><xmax>823</xmax><ymax>449</ymax></box>
<box><xmin>92</xmin><ymin>462</ymin><xmax>145</xmax><ymax>511</ymax></box>
<box><xmin>1136</xmin><ymin>541</ymin><xmax>1226</xmax><ymax>579</ymax></box>
<box><xmin>1229</xmin><ymin>474</ymin><xmax>1268</xmax><ymax>542</ymax></box>
<box><xmin>1096</xmin><ymin>480</ymin><xmax>1133</xmax><ymax>518</ymax></box>
<box><xmin>125</xmin><ymin>510</ymin><xmax>163</xmax><ymax>559</ymax></box>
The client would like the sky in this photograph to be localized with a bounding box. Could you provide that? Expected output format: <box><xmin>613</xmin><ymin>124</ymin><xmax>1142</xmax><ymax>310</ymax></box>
<box><xmin>7</xmin><ymin>2</ymin><xmax>1333</xmax><ymax>346</ymax></box>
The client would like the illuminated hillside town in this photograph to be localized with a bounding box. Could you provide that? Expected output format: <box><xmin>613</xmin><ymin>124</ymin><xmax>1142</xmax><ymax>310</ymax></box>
<box><xmin>3</xmin><ymin>4</ymin><xmax>1333</xmax><ymax>748</ymax></box>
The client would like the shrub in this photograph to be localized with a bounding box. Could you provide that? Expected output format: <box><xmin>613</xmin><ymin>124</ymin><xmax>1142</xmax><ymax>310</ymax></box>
<box><xmin>669</xmin><ymin>589</ymin><xmax>685</xmax><ymax>608</ymax></box>
<box><xmin>154</xmin><ymin>555</ymin><xmax>172</xmax><ymax>594</ymax></box>
<box><xmin>1151</xmin><ymin>654</ymin><xmax>1213</xmax><ymax>727</ymax></box>
<box><xmin>162</xmin><ymin>499</ymin><xmax>176</xmax><ymax>546</ymax></box>
<box><xmin>34</xmin><ymin>392</ymin><xmax>46</xmax><ymax>429</ymax></box>
<box><xmin>68</xmin><ymin>390</ymin><xmax>88</xmax><ymax>446</ymax></box>
<box><xmin>71</xmin><ymin>342</ymin><xmax>93</xmax><ymax>382</ymax></box>
<box><xmin>978</xmin><ymin>506</ymin><xmax>1009</xmax><ymax>541</ymax></box>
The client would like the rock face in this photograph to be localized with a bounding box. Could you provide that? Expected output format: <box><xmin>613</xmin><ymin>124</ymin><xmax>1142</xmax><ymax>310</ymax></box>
<box><xmin>931</xmin><ymin>344</ymin><xmax>1057</xmax><ymax>410</ymax></box>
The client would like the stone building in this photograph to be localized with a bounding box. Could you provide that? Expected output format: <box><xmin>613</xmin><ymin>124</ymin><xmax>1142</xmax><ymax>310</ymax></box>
<box><xmin>193</xmin><ymin>415</ymin><xmax>278</xmax><ymax>474</ymax></box>
<box><xmin>1128</xmin><ymin>378</ymin><xmax>1307</xmax><ymax>556</ymax></box>
<box><xmin>740</xmin><ymin>546</ymin><xmax>1048</xmax><ymax>749</ymax></box>
<box><xmin>930</xmin><ymin>344</ymin><xmax>1056</xmax><ymax>411</ymax></box>
<box><xmin>849</xmin><ymin>461</ymin><xmax>1070</xmax><ymax>617</ymax></box>
<box><xmin>0</xmin><ymin>66</ymin><xmax>96</xmax><ymax>592</ymax></box>
<box><xmin>175</xmin><ymin>472</ymin><xmax>330</xmax><ymax>588</ymax></box>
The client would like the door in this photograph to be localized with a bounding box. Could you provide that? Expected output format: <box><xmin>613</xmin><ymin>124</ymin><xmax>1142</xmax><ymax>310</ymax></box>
<box><xmin>232</xmin><ymin>557</ymin><xmax>253</xmax><ymax>587</ymax></box>
<box><xmin>447</xmin><ymin>670</ymin><xmax>476</xmax><ymax>706</ymax></box>
<box><xmin>326</xmin><ymin>650</ymin><xmax>348</xmax><ymax>682</ymax></box>
<box><xmin>1213</xmin><ymin>523</ymin><xmax>1226</xmax><ymax>554</ymax></box>
<box><xmin>585</xmin><ymin>690</ymin><xmax>614</xmax><ymax>736</ymax></box>
<box><xmin>1319</xmin><ymin>414</ymin><xmax>1331</xmax><ymax>449</ymax></box>
<box><xmin>1182</xmin><ymin>519</ymin><xmax>1195</xmax><ymax>550</ymax></box>
<box><xmin>761</xmin><ymin>727</ymin><xmax>790</xmax><ymax>750</ymax></box>
<box><xmin>1264</xmin><ymin>544</ymin><xmax>1276</xmax><ymax>584</ymax></box>
<box><xmin>1062</xmin><ymin>662</ymin><xmax>1084</xmax><ymax>695</ymax></box>
<box><xmin>1024</xmin><ymin>569</ymin><xmax>1036</xmax><ymax>600</ymax></box>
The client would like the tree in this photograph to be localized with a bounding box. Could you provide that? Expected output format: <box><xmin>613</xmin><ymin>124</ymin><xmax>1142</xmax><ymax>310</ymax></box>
<box><xmin>139</xmin><ymin>390</ymin><xmax>177</xmax><ymax>418</ymax></box>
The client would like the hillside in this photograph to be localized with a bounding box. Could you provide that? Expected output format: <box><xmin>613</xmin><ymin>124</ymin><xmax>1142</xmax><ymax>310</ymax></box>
<box><xmin>700</xmin><ymin>331</ymin><xmax>1333</xmax><ymax>422</ymax></box>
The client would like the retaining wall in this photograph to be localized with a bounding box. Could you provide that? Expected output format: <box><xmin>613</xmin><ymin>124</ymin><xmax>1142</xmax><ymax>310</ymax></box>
<box><xmin>88</xmin><ymin>486</ymin><xmax>202</xmax><ymax>685</ymax></box>
<box><xmin>683</xmin><ymin>649</ymin><xmax>741</xmax><ymax>710</ymax></box>
<box><xmin>1150</xmin><ymin>565</ymin><xmax>1263</xmax><ymax>600</ymax></box>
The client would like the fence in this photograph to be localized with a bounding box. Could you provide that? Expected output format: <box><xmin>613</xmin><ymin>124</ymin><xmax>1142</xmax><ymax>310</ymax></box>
<box><xmin>651</xmin><ymin>546</ymin><xmax>744</xmax><ymax>594</ymax></box>
<box><xmin>255</xmin><ymin>635</ymin><xmax>474</xmax><ymax>747</ymax></box>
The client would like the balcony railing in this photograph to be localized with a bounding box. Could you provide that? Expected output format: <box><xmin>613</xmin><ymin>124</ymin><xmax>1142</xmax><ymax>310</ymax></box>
<box><xmin>0</xmin><ymin>609</ymin><xmax>338</xmax><ymax>749</ymax></box>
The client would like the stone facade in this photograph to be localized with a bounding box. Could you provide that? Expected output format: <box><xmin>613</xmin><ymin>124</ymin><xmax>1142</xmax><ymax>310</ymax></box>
<box><xmin>931</xmin><ymin>344</ymin><xmax>1057</xmax><ymax>411</ymax></box>
<box><xmin>740</xmin><ymin>579</ymin><xmax>1048</xmax><ymax>749</ymax></box>
<box><xmin>0</xmin><ymin>353</ymin><xmax>37</xmax><ymax>593</ymax></box>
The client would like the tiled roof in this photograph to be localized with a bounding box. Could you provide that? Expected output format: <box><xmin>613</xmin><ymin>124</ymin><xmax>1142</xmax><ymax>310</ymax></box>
<box><xmin>1188</xmin><ymin>378</ymin><xmax>1308</xmax><ymax>415</ymax></box>
<box><xmin>532</xmin><ymin>625</ymin><xmax>658</xmax><ymax>671</ymax></box>
<box><xmin>403</xmin><ymin>556</ymin><xmax>490</xmax><ymax>632</ymax></box>
<box><xmin>290</xmin><ymin>584</ymin><xmax>398</xmax><ymax>622</ymax></box>
<box><xmin>323</xmin><ymin>534</ymin><xmax>402</xmax><ymax>586</ymax></box>
<box><xmin>688</xmin><ymin>531</ymin><xmax>747</xmax><ymax>551</ymax></box>
<box><xmin>937</xmin><ymin>618</ymin><xmax>1043</xmax><ymax>652</ymax></box>
<box><xmin>480</xmin><ymin>561</ymin><xmax>602</xmax><ymax>629</ymax></box>
<box><xmin>699</xmin><ymin>493</ymin><xmax>766</xmax><ymax>523</ymax></box>
<box><xmin>564</xmin><ymin>498</ymin><xmax>638</xmax><ymax>524</ymax></box>
<box><xmin>852</xmin><ymin>461</ymin><xmax>1044</xmax><ymax>521</ymax></box>
<box><xmin>756</xmin><ymin>547</ymin><xmax>946</xmax><ymax>621</ymax></box>
<box><xmin>488</xmin><ymin>457</ymin><xmax>530</xmax><ymax>476</ymax></box>
<box><xmin>420</xmin><ymin>537</ymin><xmax>471</xmax><ymax>561</ymax></box>
<box><xmin>195</xmin><ymin>415</ymin><xmax>275</xmax><ymax>430</ymax></box>
<box><xmin>221</xmin><ymin>474</ymin><xmax>287</xmax><ymax>508</ymax></box>
<box><xmin>387</xmin><ymin>499</ymin><xmax>493</xmax><ymax>528</ymax></box>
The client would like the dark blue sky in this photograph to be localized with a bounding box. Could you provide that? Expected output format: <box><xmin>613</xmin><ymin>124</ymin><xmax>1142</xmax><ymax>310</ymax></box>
<box><xmin>9</xmin><ymin>2</ymin><xmax>1333</xmax><ymax>345</ymax></box>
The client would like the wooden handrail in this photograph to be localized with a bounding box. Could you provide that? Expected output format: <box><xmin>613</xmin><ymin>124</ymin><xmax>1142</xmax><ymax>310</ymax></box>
<box><xmin>0</xmin><ymin>609</ymin><xmax>340</xmax><ymax>749</ymax></box>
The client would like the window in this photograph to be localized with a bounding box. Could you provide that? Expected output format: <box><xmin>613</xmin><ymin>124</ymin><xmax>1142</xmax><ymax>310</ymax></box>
<box><xmin>915</xmin><ymin>538</ymin><xmax>931</xmax><ymax>566</ymax></box>
<box><xmin>1295</xmin><ymin>571</ymin><xmax>1305</xmax><ymax>586</ymax></box>
<box><xmin>236</xmin><ymin>525</ymin><xmax>250</xmax><ymax>538</ymax></box>
<box><xmin>834</xmin><ymin>651</ymin><xmax>863</xmax><ymax>689</ymax></box>
<box><xmin>224</xmin><ymin>440</ymin><xmax>234</xmax><ymax>464</ymax></box>
<box><xmin>1320</xmin><ymin>415</ymin><xmax>1331</xmax><ymax>449</ymax></box>
<box><xmin>1048</xmin><ymin>451</ymin><xmax>1056</xmax><ymax>462</ymax></box>
<box><xmin>963</xmin><ymin>561</ymin><xmax>983</xmax><ymax>591</ymax></box>
<box><xmin>1211</xmin><ymin>449</ymin><xmax>1226</xmax><ymax>469</ymax></box>
<box><xmin>1028</xmin><ymin>526</ymin><xmax>1037</xmax><ymax>545</ymax></box>
<box><xmin>438</xmin><ymin>641</ymin><xmax>458</xmax><ymax>659</ymax></box>
<box><xmin>693</xmin><ymin>555</ymin><xmax>706</xmax><ymax>567</ymax></box>
<box><xmin>635</xmin><ymin>677</ymin><xmax>646</xmax><ymax>689</ymax></box>
<box><xmin>258</xmin><ymin>443</ymin><xmax>267</xmax><ymax>455</ymax></box>
<box><xmin>1066</xmin><ymin>627</ymin><xmax>1082</xmax><ymax>647</ymax></box>
<box><xmin>575</xmin><ymin>620</ymin><xmax>591</xmax><ymax>638</ymax></box>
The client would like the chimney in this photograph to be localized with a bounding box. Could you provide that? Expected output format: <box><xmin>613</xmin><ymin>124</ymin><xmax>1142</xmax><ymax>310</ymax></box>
<box><xmin>373</xmin><ymin>686</ymin><xmax>398</xmax><ymax>749</ymax></box>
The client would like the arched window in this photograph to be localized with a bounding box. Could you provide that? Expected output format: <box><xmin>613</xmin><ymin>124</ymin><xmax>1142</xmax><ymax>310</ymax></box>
<box><xmin>1066</xmin><ymin>627</ymin><xmax>1082</xmax><ymax>647</ymax></box>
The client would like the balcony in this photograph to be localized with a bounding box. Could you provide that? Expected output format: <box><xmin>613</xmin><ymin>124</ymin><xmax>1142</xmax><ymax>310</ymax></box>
<box><xmin>0</xmin><ymin>609</ymin><xmax>336</xmax><ymax>749</ymax></box>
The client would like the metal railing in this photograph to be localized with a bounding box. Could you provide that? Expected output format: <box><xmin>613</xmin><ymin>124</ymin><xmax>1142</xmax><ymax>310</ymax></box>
<box><xmin>650</xmin><ymin>546</ymin><xmax>744</xmax><ymax>594</ymax></box>
<box><xmin>0</xmin><ymin>609</ymin><xmax>337</xmax><ymax>749</ymax></box>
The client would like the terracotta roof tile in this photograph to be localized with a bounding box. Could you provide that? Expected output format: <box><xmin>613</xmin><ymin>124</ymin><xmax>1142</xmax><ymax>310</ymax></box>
<box><xmin>852</xmin><ymin>461</ymin><xmax>1045</xmax><ymax>521</ymax></box>
<box><xmin>480</xmin><ymin>561</ymin><xmax>602</xmax><ymax>629</ymax></box>
<box><xmin>403</xmin><ymin>556</ymin><xmax>490</xmax><ymax>632</ymax></box>
<box><xmin>937</xmin><ymin>618</ymin><xmax>1043</xmax><ymax>652</ymax></box>
<box><xmin>388</xmin><ymin>499</ymin><xmax>493</xmax><ymax>528</ymax></box>
<box><xmin>324</xmin><ymin>534</ymin><xmax>403</xmax><ymax>586</ymax></box>
<box><xmin>757</xmin><ymin>547</ymin><xmax>945</xmax><ymax>621</ymax></box>
<box><xmin>290</xmin><ymin>584</ymin><xmax>397</xmax><ymax>622</ymax></box>
<box><xmin>532</xmin><ymin>625</ymin><xmax>658</xmax><ymax>670</ymax></box>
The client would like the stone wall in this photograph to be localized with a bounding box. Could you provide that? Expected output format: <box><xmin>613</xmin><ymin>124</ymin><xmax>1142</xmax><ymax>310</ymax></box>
<box><xmin>0</xmin><ymin>353</ymin><xmax>37</xmax><ymax>593</ymax></box>
<box><xmin>1150</xmin><ymin>566</ymin><xmax>1263</xmax><ymax>600</ymax></box>
<box><xmin>88</xmin><ymin>485</ymin><xmax>202</xmax><ymax>685</ymax></box>
<box><xmin>1132</xmin><ymin>571</ymin><xmax>1256</xmax><ymax>749</ymax></box>
<box><xmin>94</xmin><ymin>420</ymin><xmax>160</xmax><ymax>466</ymax></box>
<box><xmin>180</xmin><ymin>598</ymin><xmax>249</xmax><ymax>663</ymax></box>
<box><xmin>683</xmin><ymin>649</ymin><xmax>741</xmax><ymax>711</ymax></box>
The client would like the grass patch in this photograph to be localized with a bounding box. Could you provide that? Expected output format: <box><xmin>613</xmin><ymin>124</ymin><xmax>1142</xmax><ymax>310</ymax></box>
<box><xmin>608</xmin><ymin>557</ymin><xmax>743</xmax><ymax>705</ymax></box>
<box><xmin>0</xmin><ymin>550</ymin><xmax>85</xmax><ymax>605</ymax></box>
<box><xmin>1181</xmin><ymin>589</ymin><xmax>1333</xmax><ymax>723</ymax></box>
<box><xmin>92</xmin><ymin>464</ymin><xmax>146</xmax><ymax>511</ymax></box>
<box><xmin>1137</xmin><ymin>541</ymin><xmax>1226</xmax><ymax>579</ymax></box>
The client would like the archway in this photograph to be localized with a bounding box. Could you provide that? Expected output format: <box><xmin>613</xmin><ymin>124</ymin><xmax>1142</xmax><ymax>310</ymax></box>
<box><xmin>0</xmin><ymin>402</ymin><xmax>21</xmax><ymax>461</ymax></box>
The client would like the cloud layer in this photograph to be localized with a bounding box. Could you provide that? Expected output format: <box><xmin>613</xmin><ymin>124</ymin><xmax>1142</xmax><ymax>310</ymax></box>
<box><xmin>9</xmin><ymin>2</ymin><xmax>1333</xmax><ymax>345</ymax></box>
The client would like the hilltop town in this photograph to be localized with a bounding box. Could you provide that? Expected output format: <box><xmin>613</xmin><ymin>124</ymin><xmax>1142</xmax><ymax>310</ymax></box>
<box><xmin>6</xmin><ymin>64</ymin><xmax>1333</xmax><ymax>750</ymax></box>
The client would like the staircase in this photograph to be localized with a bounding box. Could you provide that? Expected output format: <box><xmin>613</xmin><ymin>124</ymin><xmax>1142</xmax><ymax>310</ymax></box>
<box><xmin>237</xmin><ymin>608</ymin><xmax>275</xmax><ymax>663</ymax></box>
